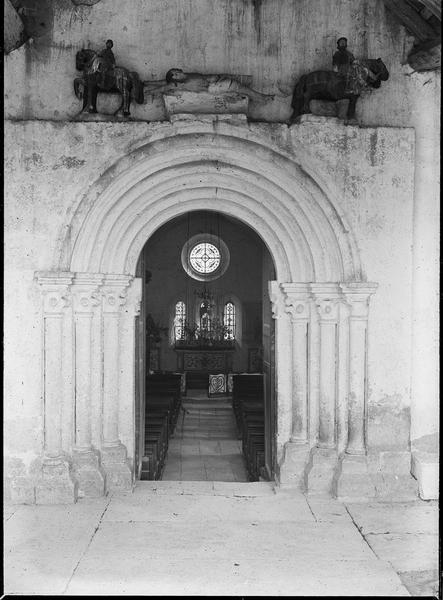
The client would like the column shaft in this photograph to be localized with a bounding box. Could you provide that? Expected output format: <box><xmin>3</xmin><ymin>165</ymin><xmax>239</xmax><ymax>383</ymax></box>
<box><xmin>103</xmin><ymin>312</ymin><xmax>120</xmax><ymax>447</ymax></box>
<box><xmin>74</xmin><ymin>314</ymin><xmax>93</xmax><ymax>450</ymax></box>
<box><xmin>347</xmin><ymin>317</ymin><xmax>367</xmax><ymax>454</ymax></box>
<box><xmin>341</xmin><ymin>283</ymin><xmax>378</xmax><ymax>456</ymax></box>
<box><xmin>290</xmin><ymin>319</ymin><xmax>308</xmax><ymax>442</ymax></box>
<box><xmin>44</xmin><ymin>314</ymin><xmax>64</xmax><ymax>458</ymax></box>
<box><xmin>318</xmin><ymin>319</ymin><xmax>336</xmax><ymax>448</ymax></box>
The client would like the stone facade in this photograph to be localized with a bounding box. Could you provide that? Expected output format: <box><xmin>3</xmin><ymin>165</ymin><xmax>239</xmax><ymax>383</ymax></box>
<box><xmin>4</xmin><ymin>0</ymin><xmax>439</xmax><ymax>502</ymax></box>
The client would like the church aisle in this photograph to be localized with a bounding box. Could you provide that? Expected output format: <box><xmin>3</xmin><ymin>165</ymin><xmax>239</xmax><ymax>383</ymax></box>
<box><xmin>162</xmin><ymin>390</ymin><xmax>248</xmax><ymax>482</ymax></box>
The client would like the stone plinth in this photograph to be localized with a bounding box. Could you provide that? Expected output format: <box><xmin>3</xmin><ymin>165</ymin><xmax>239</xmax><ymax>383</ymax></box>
<box><xmin>35</xmin><ymin>460</ymin><xmax>78</xmax><ymax>504</ymax></box>
<box><xmin>306</xmin><ymin>448</ymin><xmax>337</xmax><ymax>496</ymax></box>
<box><xmin>72</xmin><ymin>449</ymin><xmax>106</xmax><ymax>498</ymax></box>
<box><xmin>102</xmin><ymin>444</ymin><xmax>132</xmax><ymax>493</ymax></box>
<box><xmin>411</xmin><ymin>451</ymin><xmax>439</xmax><ymax>500</ymax></box>
<box><xmin>278</xmin><ymin>442</ymin><xmax>310</xmax><ymax>489</ymax></box>
<box><xmin>163</xmin><ymin>91</ymin><xmax>249</xmax><ymax>117</ymax></box>
<box><xmin>310</xmin><ymin>99</ymin><xmax>350</xmax><ymax>119</ymax></box>
<box><xmin>335</xmin><ymin>454</ymin><xmax>376</xmax><ymax>501</ymax></box>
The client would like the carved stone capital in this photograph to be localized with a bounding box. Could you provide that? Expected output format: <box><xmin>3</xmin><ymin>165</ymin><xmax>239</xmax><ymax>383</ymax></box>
<box><xmin>310</xmin><ymin>283</ymin><xmax>342</xmax><ymax>321</ymax></box>
<box><xmin>268</xmin><ymin>281</ymin><xmax>287</xmax><ymax>320</ymax></box>
<box><xmin>123</xmin><ymin>277</ymin><xmax>143</xmax><ymax>318</ymax></box>
<box><xmin>281</xmin><ymin>283</ymin><xmax>311</xmax><ymax>321</ymax></box>
<box><xmin>101</xmin><ymin>275</ymin><xmax>132</xmax><ymax>314</ymax></box>
<box><xmin>340</xmin><ymin>283</ymin><xmax>378</xmax><ymax>319</ymax></box>
<box><xmin>36</xmin><ymin>271</ymin><xmax>74</xmax><ymax>315</ymax></box>
<box><xmin>71</xmin><ymin>275</ymin><xmax>103</xmax><ymax>314</ymax></box>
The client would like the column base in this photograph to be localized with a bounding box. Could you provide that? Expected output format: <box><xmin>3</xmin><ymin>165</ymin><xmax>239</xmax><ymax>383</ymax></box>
<box><xmin>35</xmin><ymin>458</ymin><xmax>78</xmax><ymax>504</ymax></box>
<box><xmin>335</xmin><ymin>454</ymin><xmax>376</xmax><ymax>501</ymax></box>
<box><xmin>101</xmin><ymin>443</ymin><xmax>132</xmax><ymax>493</ymax></box>
<box><xmin>278</xmin><ymin>442</ymin><xmax>310</xmax><ymax>490</ymax></box>
<box><xmin>72</xmin><ymin>449</ymin><xmax>106</xmax><ymax>498</ymax></box>
<box><xmin>306</xmin><ymin>447</ymin><xmax>337</xmax><ymax>496</ymax></box>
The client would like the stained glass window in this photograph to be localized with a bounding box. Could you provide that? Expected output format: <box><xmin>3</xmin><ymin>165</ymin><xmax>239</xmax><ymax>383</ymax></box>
<box><xmin>223</xmin><ymin>302</ymin><xmax>235</xmax><ymax>340</ymax></box>
<box><xmin>189</xmin><ymin>242</ymin><xmax>221</xmax><ymax>274</ymax></box>
<box><xmin>174</xmin><ymin>301</ymin><xmax>186</xmax><ymax>340</ymax></box>
<box><xmin>200</xmin><ymin>300</ymin><xmax>211</xmax><ymax>333</ymax></box>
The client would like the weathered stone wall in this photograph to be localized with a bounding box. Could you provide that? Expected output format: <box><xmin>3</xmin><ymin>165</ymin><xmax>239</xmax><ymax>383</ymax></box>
<box><xmin>4</xmin><ymin>117</ymin><xmax>415</xmax><ymax>495</ymax></box>
<box><xmin>2</xmin><ymin>0</ymin><xmax>430</xmax><ymax>127</ymax></box>
<box><xmin>4</xmin><ymin>0</ymin><xmax>439</xmax><ymax>499</ymax></box>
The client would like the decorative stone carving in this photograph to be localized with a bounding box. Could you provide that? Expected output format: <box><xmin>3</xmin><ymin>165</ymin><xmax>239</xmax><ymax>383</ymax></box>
<box><xmin>74</xmin><ymin>43</ymin><xmax>144</xmax><ymax>116</ymax></box>
<box><xmin>269</xmin><ymin>280</ymin><xmax>286</xmax><ymax>320</ymax></box>
<box><xmin>144</xmin><ymin>69</ymin><xmax>274</xmax><ymax>117</ymax></box>
<box><xmin>289</xmin><ymin>58</ymin><xmax>389</xmax><ymax>122</ymax></box>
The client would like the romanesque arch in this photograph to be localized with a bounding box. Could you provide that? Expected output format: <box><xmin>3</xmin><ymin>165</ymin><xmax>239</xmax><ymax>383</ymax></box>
<box><xmin>35</xmin><ymin>121</ymin><xmax>377</xmax><ymax>502</ymax></box>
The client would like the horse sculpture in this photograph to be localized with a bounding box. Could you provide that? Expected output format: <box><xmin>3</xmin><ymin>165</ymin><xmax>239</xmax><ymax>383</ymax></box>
<box><xmin>289</xmin><ymin>58</ymin><xmax>389</xmax><ymax>123</ymax></box>
<box><xmin>74</xmin><ymin>49</ymin><xmax>144</xmax><ymax>116</ymax></box>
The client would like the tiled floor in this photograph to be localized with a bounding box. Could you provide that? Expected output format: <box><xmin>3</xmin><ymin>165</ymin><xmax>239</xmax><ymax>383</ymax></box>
<box><xmin>162</xmin><ymin>390</ymin><xmax>249</xmax><ymax>482</ymax></box>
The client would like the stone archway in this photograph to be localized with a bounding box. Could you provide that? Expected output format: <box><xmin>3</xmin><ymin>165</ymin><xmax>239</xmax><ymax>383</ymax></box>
<box><xmin>35</xmin><ymin>119</ymin><xmax>377</xmax><ymax>503</ymax></box>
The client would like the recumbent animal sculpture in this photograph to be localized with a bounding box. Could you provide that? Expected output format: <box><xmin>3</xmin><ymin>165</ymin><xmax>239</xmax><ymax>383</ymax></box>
<box><xmin>289</xmin><ymin>58</ymin><xmax>389</xmax><ymax>123</ymax></box>
<box><xmin>74</xmin><ymin>43</ymin><xmax>144</xmax><ymax>116</ymax></box>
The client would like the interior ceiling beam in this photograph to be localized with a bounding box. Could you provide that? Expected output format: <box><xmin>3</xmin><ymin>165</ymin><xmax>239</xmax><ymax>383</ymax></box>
<box><xmin>3</xmin><ymin>0</ymin><xmax>26</xmax><ymax>53</ymax></box>
<box><xmin>419</xmin><ymin>0</ymin><xmax>441</xmax><ymax>20</ymax></box>
<box><xmin>408</xmin><ymin>38</ymin><xmax>441</xmax><ymax>70</ymax></box>
<box><xmin>383</xmin><ymin>0</ymin><xmax>439</xmax><ymax>41</ymax></box>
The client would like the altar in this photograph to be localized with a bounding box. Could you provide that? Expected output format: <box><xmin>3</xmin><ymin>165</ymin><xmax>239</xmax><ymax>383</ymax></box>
<box><xmin>175</xmin><ymin>348</ymin><xmax>234</xmax><ymax>373</ymax></box>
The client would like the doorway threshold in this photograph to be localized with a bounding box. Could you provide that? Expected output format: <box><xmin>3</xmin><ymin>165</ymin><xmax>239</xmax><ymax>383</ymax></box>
<box><xmin>133</xmin><ymin>480</ymin><xmax>277</xmax><ymax>497</ymax></box>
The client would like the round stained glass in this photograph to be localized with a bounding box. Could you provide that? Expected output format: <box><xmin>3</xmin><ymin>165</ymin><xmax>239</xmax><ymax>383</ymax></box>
<box><xmin>189</xmin><ymin>242</ymin><xmax>221</xmax><ymax>274</ymax></box>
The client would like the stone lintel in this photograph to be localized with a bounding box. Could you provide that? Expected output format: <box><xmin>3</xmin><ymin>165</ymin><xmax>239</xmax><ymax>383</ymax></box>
<box><xmin>163</xmin><ymin>91</ymin><xmax>249</xmax><ymax>118</ymax></box>
<box><xmin>169</xmin><ymin>112</ymin><xmax>248</xmax><ymax>124</ymax></box>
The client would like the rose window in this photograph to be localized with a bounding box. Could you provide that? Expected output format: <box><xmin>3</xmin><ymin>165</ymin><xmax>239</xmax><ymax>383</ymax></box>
<box><xmin>189</xmin><ymin>243</ymin><xmax>221</xmax><ymax>274</ymax></box>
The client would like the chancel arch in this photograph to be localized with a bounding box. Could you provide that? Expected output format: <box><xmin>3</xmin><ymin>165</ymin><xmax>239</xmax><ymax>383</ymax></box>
<box><xmin>36</xmin><ymin>121</ymin><xmax>377</xmax><ymax>500</ymax></box>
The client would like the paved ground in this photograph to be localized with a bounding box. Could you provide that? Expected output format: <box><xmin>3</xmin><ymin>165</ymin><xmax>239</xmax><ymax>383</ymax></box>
<box><xmin>162</xmin><ymin>393</ymin><xmax>248</xmax><ymax>481</ymax></box>
<box><xmin>4</xmin><ymin>394</ymin><xmax>439</xmax><ymax>596</ymax></box>
<box><xmin>4</xmin><ymin>483</ymin><xmax>439</xmax><ymax>596</ymax></box>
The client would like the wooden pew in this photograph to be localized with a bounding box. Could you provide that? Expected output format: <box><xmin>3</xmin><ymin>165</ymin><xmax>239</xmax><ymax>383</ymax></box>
<box><xmin>140</xmin><ymin>373</ymin><xmax>183</xmax><ymax>480</ymax></box>
<box><xmin>232</xmin><ymin>374</ymin><xmax>266</xmax><ymax>481</ymax></box>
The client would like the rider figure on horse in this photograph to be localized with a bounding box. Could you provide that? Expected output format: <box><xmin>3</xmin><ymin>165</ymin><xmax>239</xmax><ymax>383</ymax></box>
<box><xmin>95</xmin><ymin>39</ymin><xmax>116</xmax><ymax>88</ymax></box>
<box><xmin>332</xmin><ymin>37</ymin><xmax>358</xmax><ymax>94</ymax></box>
<box><xmin>333</xmin><ymin>37</ymin><xmax>379</xmax><ymax>94</ymax></box>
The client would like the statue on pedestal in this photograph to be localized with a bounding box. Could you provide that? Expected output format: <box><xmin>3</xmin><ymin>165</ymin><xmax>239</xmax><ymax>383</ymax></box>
<box><xmin>74</xmin><ymin>40</ymin><xmax>144</xmax><ymax>116</ymax></box>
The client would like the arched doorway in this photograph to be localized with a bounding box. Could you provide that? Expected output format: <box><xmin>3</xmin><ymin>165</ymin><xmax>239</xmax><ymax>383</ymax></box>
<box><xmin>35</xmin><ymin>121</ymin><xmax>377</xmax><ymax>501</ymax></box>
<box><xmin>135</xmin><ymin>210</ymin><xmax>277</xmax><ymax>482</ymax></box>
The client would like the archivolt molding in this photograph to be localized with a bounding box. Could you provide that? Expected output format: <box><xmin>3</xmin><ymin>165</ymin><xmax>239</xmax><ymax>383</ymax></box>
<box><xmin>59</xmin><ymin>124</ymin><xmax>363</xmax><ymax>283</ymax></box>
